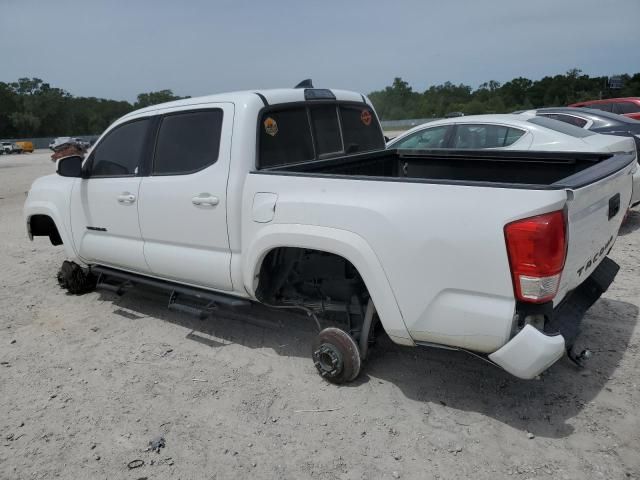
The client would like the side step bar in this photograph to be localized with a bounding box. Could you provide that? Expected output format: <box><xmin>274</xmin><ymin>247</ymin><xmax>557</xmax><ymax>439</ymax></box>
<box><xmin>91</xmin><ymin>266</ymin><xmax>251</xmax><ymax>318</ymax></box>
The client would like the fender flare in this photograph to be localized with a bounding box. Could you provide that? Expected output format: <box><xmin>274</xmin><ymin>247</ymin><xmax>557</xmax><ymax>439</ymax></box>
<box><xmin>243</xmin><ymin>223</ymin><xmax>414</xmax><ymax>345</ymax></box>
<box><xmin>24</xmin><ymin>201</ymin><xmax>81</xmax><ymax>262</ymax></box>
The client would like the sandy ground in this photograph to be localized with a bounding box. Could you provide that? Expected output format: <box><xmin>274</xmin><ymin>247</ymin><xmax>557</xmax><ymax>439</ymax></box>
<box><xmin>1</xmin><ymin>151</ymin><xmax>639</xmax><ymax>480</ymax></box>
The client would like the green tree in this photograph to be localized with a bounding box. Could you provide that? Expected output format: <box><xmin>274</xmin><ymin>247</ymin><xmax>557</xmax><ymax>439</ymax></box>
<box><xmin>134</xmin><ymin>89</ymin><xmax>186</xmax><ymax>109</ymax></box>
<box><xmin>369</xmin><ymin>78</ymin><xmax>423</xmax><ymax>120</ymax></box>
<box><xmin>1</xmin><ymin>71</ymin><xmax>639</xmax><ymax>138</ymax></box>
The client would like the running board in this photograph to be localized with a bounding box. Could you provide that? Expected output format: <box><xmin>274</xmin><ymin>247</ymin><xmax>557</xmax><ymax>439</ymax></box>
<box><xmin>96</xmin><ymin>273</ymin><xmax>132</xmax><ymax>295</ymax></box>
<box><xmin>91</xmin><ymin>266</ymin><xmax>251</xmax><ymax>318</ymax></box>
<box><xmin>168</xmin><ymin>291</ymin><xmax>217</xmax><ymax>320</ymax></box>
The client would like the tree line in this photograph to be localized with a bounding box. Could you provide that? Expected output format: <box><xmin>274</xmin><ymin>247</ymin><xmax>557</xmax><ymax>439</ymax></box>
<box><xmin>369</xmin><ymin>69</ymin><xmax>640</xmax><ymax>120</ymax></box>
<box><xmin>1</xmin><ymin>70</ymin><xmax>639</xmax><ymax>138</ymax></box>
<box><xmin>0</xmin><ymin>78</ymin><xmax>186</xmax><ymax>139</ymax></box>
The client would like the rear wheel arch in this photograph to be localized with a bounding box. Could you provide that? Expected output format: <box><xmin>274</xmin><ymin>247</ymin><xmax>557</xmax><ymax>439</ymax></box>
<box><xmin>255</xmin><ymin>246</ymin><xmax>368</xmax><ymax>304</ymax></box>
<box><xmin>243</xmin><ymin>225</ymin><xmax>413</xmax><ymax>344</ymax></box>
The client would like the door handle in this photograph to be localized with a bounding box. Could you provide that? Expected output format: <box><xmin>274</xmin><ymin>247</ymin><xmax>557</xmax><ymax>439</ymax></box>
<box><xmin>117</xmin><ymin>193</ymin><xmax>136</xmax><ymax>204</ymax></box>
<box><xmin>192</xmin><ymin>194</ymin><xmax>219</xmax><ymax>207</ymax></box>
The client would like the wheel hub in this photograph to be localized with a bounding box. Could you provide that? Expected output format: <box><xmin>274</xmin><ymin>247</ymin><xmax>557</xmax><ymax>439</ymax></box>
<box><xmin>313</xmin><ymin>343</ymin><xmax>343</xmax><ymax>377</ymax></box>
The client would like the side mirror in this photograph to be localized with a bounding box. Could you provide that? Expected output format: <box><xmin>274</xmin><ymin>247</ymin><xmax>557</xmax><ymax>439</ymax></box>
<box><xmin>56</xmin><ymin>155</ymin><xmax>84</xmax><ymax>178</ymax></box>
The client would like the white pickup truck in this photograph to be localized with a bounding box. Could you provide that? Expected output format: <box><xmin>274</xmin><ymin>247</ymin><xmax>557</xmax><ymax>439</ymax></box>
<box><xmin>24</xmin><ymin>84</ymin><xmax>637</xmax><ymax>383</ymax></box>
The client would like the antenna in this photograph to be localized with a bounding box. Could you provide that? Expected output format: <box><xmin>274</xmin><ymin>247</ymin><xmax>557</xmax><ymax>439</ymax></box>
<box><xmin>294</xmin><ymin>79</ymin><xmax>314</xmax><ymax>89</ymax></box>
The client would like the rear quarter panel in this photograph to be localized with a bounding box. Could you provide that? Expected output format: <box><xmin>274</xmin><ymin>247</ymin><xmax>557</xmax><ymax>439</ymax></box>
<box><xmin>241</xmin><ymin>173</ymin><xmax>568</xmax><ymax>352</ymax></box>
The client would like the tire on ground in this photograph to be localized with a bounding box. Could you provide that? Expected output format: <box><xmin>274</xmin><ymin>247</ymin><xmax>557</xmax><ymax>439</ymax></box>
<box><xmin>57</xmin><ymin>261</ymin><xmax>96</xmax><ymax>294</ymax></box>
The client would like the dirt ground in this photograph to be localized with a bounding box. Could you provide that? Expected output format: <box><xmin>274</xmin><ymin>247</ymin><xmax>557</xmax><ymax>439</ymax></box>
<box><xmin>1</xmin><ymin>151</ymin><xmax>639</xmax><ymax>480</ymax></box>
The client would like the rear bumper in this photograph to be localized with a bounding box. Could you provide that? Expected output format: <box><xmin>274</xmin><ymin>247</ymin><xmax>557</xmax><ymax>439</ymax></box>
<box><xmin>488</xmin><ymin>325</ymin><xmax>565</xmax><ymax>379</ymax></box>
<box><xmin>489</xmin><ymin>256</ymin><xmax>620</xmax><ymax>379</ymax></box>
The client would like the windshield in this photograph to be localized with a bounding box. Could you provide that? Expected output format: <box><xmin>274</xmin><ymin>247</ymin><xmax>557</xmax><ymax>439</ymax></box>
<box><xmin>527</xmin><ymin>116</ymin><xmax>595</xmax><ymax>138</ymax></box>
<box><xmin>258</xmin><ymin>102</ymin><xmax>384</xmax><ymax>168</ymax></box>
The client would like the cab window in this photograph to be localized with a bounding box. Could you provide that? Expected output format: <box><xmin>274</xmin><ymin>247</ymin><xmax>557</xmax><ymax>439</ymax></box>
<box><xmin>339</xmin><ymin>105</ymin><xmax>384</xmax><ymax>153</ymax></box>
<box><xmin>153</xmin><ymin>110</ymin><xmax>223</xmax><ymax>175</ymax></box>
<box><xmin>259</xmin><ymin>108</ymin><xmax>315</xmax><ymax>168</ymax></box>
<box><xmin>258</xmin><ymin>103</ymin><xmax>384</xmax><ymax>168</ymax></box>
<box><xmin>89</xmin><ymin>119</ymin><xmax>149</xmax><ymax>177</ymax></box>
<box><xmin>309</xmin><ymin>105</ymin><xmax>342</xmax><ymax>156</ymax></box>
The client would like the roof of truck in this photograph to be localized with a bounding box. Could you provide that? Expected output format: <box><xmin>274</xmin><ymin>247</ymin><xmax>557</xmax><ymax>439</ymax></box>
<box><xmin>124</xmin><ymin>88</ymin><xmax>368</xmax><ymax>119</ymax></box>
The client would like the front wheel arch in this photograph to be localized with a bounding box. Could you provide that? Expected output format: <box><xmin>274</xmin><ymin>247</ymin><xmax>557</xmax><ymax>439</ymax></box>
<box><xmin>28</xmin><ymin>214</ymin><xmax>63</xmax><ymax>246</ymax></box>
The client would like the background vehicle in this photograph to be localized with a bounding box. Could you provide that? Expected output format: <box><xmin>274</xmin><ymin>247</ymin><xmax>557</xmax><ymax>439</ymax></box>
<box><xmin>24</xmin><ymin>86</ymin><xmax>635</xmax><ymax>383</ymax></box>
<box><xmin>73</xmin><ymin>137</ymin><xmax>91</xmax><ymax>149</ymax></box>
<box><xmin>526</xmin><ymin>107</ymin><xmax>640</xmax><ymax>144</ymax></box>
<box><xmin>0</xmin><ymin>141</ymin><xmax>22</xmax><ymax>154</ymax></box>
<box><xmin>49</xmin><ymin>137</ymin><xmax>91</xmax><ymax>151</ymax></box>
<box><xmin>15</xmin><ymin>141</ymin><xmax>34</xmax><ymax>153</ymax></box>
<box><xmin>569</xmin><ymin>97</ymin><xmax>640</xmax><ymax>120</ymax></box>
<box><xmin>523</xmin><ymin>107</ymin><xmax>640</xmax><ymax>206</ymax></box>
<box><xmin>386</xmin><ymin>113</ymin><xmax>621</xmax><ymax>152</ymax></box>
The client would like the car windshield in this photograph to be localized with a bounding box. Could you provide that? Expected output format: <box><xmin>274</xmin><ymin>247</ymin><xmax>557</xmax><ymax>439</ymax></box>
<box><xmin>527</xmin><ymin>116</ymin><xmax>595</xmax><ymax>137</ymax></box>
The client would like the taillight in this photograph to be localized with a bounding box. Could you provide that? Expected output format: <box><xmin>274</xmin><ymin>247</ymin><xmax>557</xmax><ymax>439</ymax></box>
<box><xmin>504</xmin><ymin>210</ymin><xmax>567</xmax><ymax>303</ymax></box>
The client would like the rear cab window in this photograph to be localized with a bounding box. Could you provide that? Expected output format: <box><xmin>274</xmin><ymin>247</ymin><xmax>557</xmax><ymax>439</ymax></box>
<box><xmin>339</xmin><ymin>105</ymin><xmax>384</xmax><ymax>153</ymax></box>
<box><xmin>258</xmin><ymin>101</ymin><xmax>384</xmax><ymax>168</ymax></box>
<box><xmin>310</xmin><ymin>105</ymin><xmax>342</xmax><ymax>156</ymax></box>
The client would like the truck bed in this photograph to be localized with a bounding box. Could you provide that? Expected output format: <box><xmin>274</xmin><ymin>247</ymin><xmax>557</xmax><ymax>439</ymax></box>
<box><xmin>259</xmin><ymin>148</ymin><xmax>633</xmax><ymax>190</ymax></box>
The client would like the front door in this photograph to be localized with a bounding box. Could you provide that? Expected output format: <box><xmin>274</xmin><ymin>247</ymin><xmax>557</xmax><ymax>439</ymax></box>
<box><xmin>70</xmin><ymin>118</ymin><xmax>152</xmax><ymax>273</ymax></box>
<box><xmin>137</xmin><ymin>104</ymin><xmax>234</xmax><ymax>290</ymax></box>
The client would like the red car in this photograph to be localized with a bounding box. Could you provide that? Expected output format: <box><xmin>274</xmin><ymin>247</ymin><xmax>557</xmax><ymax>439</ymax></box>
<box><xmin>569</xmin><ymin>97</ymin><xmax>640</xmax><ymax>120</ymax></box>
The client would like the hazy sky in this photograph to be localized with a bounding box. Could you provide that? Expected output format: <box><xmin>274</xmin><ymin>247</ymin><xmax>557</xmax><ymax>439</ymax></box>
<box><xmin>1</xmin><ymin>0</ymin><xmax>639</xmax><ymax>101</ymax></box>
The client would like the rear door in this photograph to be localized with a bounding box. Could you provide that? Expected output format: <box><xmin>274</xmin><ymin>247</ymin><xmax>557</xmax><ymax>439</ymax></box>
<box><xmin>556</xmin><ymin>139</ymin><xmax>636</xmax><ymax>304</ymax></box>
<box><xmin>70</xmin><ymin>118</ymin><xmax>152</xmax><ymax>272</ymax></box>
<box><xmin>137</xmin><ymin>104</ymin><xmax>234</xmax><ymax>291</ymax></box>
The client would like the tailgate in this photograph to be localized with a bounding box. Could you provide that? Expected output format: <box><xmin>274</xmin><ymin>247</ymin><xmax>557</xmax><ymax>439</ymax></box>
<box><xmin>556</xmin><ymin>154</ymin><xmax>634</xmax><ymax>304</ymax></box>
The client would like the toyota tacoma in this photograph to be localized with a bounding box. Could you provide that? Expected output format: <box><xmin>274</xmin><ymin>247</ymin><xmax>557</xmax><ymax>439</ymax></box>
<box><xmin>24</xmin><ymin>83</ymin><xmax>636</xmax><ymax>383</ymax></box>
